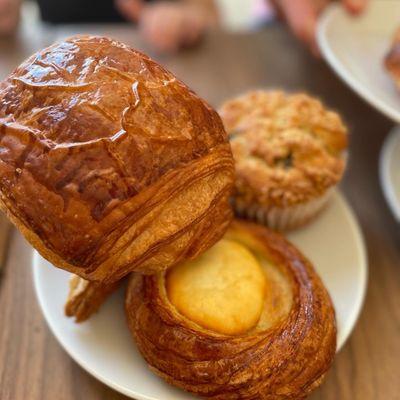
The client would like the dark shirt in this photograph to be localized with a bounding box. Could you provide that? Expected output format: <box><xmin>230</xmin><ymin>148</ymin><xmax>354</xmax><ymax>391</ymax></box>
<box><xmin>36</xmin><ymin>0</ymin><xmax>152</xmax><ymax>24</ymax></box>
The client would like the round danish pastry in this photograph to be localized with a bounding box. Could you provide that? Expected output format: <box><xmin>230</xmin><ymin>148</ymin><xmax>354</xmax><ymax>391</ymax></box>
<box><xmin>126</xmin><ymin>219</ymin><xmax>337</xmax><ymax>399</ymax></box>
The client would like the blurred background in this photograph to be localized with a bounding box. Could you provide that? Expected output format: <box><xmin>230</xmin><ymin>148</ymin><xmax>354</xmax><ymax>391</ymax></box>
<box><xmin>0</xmin><ymin>0</ymin><xmax>275</xmax><ymax>79</ymax></box>
<box><xmin>1</xmin><ymin>1</ymin><xmax>400</xmax><ymax>400</ymax></box>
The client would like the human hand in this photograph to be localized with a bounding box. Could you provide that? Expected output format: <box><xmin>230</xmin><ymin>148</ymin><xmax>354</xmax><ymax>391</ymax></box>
<box><xmin>115</xmin><ymin>0</ymin><xmax>216</xmax><ymax>53</ymax></box>
<box><xmin>0</xmin><ymin>0</ymin><xmax>20</xmax><ymax>36</ymax></box>
<box><xmin>270</xmin><ymin>0</ymin><xmax>368</xmax><ymax>56</ymax></box>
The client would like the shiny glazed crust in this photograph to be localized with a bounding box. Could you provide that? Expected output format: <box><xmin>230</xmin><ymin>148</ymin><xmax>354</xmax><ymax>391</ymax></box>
<box><xmin>125</xmin><ymin>220</ymin><xmax>337</xmax><ymax>399</ymax></box>
<box><xmin>0</xmin><ymin>36</ymin><xmax>234</xmax><ymax>282</ymax></box>
<box><xmin>219</xmin><ymin>91</ymin><xmax>347</xmax><ymax>207</ymax></box>
<box><xmin>385</xmin><ymin>28</ymin><xmax>400</xmax><ymax>90</ymax></box>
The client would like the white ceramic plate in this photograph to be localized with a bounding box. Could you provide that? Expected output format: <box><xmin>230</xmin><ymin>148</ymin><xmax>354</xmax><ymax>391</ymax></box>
<box><xmin>380</xmin><ymin>126</ymin><xmax>400</xmax><ymax>221</ymax></box>
<box><xmin>33</xmin><ymin>191</ymin><xmax>367</xmax><ymax>400</ymax></box>
<box><xmin>317</xmin><ymin>1</ymin><xmax>400</xmax><ymax>123</ymax></box>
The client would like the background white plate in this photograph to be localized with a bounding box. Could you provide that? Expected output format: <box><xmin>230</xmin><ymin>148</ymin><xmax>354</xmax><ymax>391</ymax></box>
<box><xmin>380</xmin><ymin>126</ymin><xmax>400</xmax><ymax>222</ymax></box>
<box><xmin>317</xmin><ymin>0</ymin><xmax>400</xmax><ymax>123</ymax></box>
<box><xmin>33</xmin><ymin>191</ymin><xmax>367</xmax><ymax>400</ymax></box>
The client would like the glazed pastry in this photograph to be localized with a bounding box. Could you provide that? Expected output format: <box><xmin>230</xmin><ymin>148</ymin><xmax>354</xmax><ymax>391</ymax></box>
<box><xmin>0</xmin><ymin>36</ymin><xmax>234</xmax><ymax>283</ymax></box>
<box><xmin>219</xmin><ymin>91</ymin><xmax>348</xmax><ymax>231</ymax></box>
<box><xmin>385</xmin><ymin>27</ymin><xmax>400</xmax><ymax>90</ymax></box>
<box><xmin>126</xmin><ymin>220</ymin><xmax>337</xmax><ymax>399</ymax></box>
<box><xmin>65</xmin><ymin>274</ymin><xmax>121</xmax><ymax>322</ymax></box>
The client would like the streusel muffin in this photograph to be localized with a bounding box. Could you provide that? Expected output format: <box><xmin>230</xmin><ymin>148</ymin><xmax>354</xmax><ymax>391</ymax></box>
<box><xmin>220</xmin><ymin>90</ymin><xmax>348</xmax><ymax>231</ymax></box>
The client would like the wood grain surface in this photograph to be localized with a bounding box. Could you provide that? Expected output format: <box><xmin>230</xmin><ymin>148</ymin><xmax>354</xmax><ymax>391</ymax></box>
<box><xmin>0</xmin><ymin>22</ymin><xmax>399</xmax><ymax>400</ymax></box>
<box><xmin>0</xmin><ymin>213</ymin><xmax>11</xmax><ymax>274</ymax></box>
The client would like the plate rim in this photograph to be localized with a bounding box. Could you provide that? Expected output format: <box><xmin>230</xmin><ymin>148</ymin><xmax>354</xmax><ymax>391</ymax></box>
<box><xmin>33</xmin><ymin>250</ymin><xmax>162</xmax><ymax>400</ymax></box>
<box><xmin>33</xmin><ymin>191</ymin><xmax>368</xmax><ymax>400</ymax></box>
<box><xmin>317</xmin><ymin>1</ymin><xmax>400</xmax><ymax>124</ymax></box>
<box><xmin>328</xmin><ymin>192</ymin><xmax>368</xmax><ymax>349</ymax></box>
<box><xmin>379</xmin><ymin>126</ymin><xmax>400</xmax><ymax>222</ymax></box>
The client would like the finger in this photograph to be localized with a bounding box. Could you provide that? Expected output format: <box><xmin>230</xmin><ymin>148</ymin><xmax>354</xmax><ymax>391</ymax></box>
<box><xmin>342</xmin><ymin>0</ymin><xmax>368</xmax><ymax>15</ymax></box>
<box><xmin>313</xmin><ymin>0</ymin><xmax>331</xmax><ymax>15</ymax></box>
<box><xmin>141</xmin><ymin>8</ymin><xmax>181</xmax><ymax>53</ymax></box>
<box><xmin>269</xmin><ymin>0</ymin><xmax>287</xmax><ymax>20</ymax></box>
<box><xmin>280</xmin><ymin>0</ymin><xmax>318</xmax><ymax>50</ymax></box>
<box><xmin>0</xmin><ymin>0</ymin><xmax>18</xmax><ymax>18</ymax></box>
<box><xmin>115</xmin><ymin>0</ymin><xmax>144</xmax><ymax>22</ymax></box>
<box><xmin>0</xmin><ymin>15</ymin><xmax>18</xmax><ymax>35</ymax></box>
<box><xmin>182</xmin><ymin>19</ymin><xmax>201</xmax><ymax>46</ymax></box>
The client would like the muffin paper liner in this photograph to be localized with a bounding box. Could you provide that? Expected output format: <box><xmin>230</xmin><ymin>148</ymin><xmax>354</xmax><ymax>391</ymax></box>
<box><xmin>233</xmin><ymin>189</ymin><xmax>334</xmax><ymax>231</ymax></box>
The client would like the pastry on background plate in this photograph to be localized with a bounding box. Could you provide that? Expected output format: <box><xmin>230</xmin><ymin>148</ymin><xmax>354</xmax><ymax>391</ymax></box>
<box><xmin>0</xmin><ymin>35</ymin><xmax>234</xmax><ymax>283</ymax></box>
<box><xmin>126</xmin><ymin>220</ymin><xmax>337</xmax><ymax>400</ymax></box>
<box><xmin>220</xmin><ymin>90</ymin><xmax>348</xmax><ymax>231</ymax></box>
<box><xmin>385</xmin><ymin>27</ymin><xmax>400</xmax><ymax>90</ymax></box>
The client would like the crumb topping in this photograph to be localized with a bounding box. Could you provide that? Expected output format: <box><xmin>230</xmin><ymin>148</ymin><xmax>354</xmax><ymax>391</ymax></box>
<box><xmin>220</xmin><ymin>91</ymin><xmax>348</xmax><ymax>206</ymax></box>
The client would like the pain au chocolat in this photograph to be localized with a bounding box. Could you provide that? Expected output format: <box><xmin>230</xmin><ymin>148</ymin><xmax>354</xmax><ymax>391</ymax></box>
<box><xmin>126</xmin><ymin>220</ymin><xmax>337</xmax><ymax>399</ymax></box>
<box><xmin>0</xmin><ymin>36</ymin><xmax>234</xmax><ymax>282</ymax></box>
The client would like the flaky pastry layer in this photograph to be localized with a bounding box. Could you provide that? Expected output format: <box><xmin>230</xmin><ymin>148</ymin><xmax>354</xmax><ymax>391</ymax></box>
<box><xmin>0</xmin><ymin>36</ymin><xmax>234</xmax><ymax>282</ymax></box>
<box><xmin>65</xmin><ymin>274</ymin><xmax>121</xmax><ymax>322</ymax></box>
<box><xmin>125</xmin><ymin>220</ymin><xmax>337</xmax><ymax>399</ymax></box>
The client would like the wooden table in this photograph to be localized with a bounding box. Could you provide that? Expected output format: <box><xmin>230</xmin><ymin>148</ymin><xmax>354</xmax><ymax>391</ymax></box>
<box><xmin>0</xmin><ymin>21</ymin><xmax>399</xmax><ymax>400</ymax></box>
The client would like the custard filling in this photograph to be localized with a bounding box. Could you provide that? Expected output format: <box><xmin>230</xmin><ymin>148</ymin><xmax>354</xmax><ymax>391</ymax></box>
<box><xmin>166</xmin><ymin>230</ymin><xmax>294</xmax><ymax>336</ymax></box>
<box><xmin>166</xmin><ymin>239</ymin><xmax>266</xmax><ymax>335</ymax></box>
